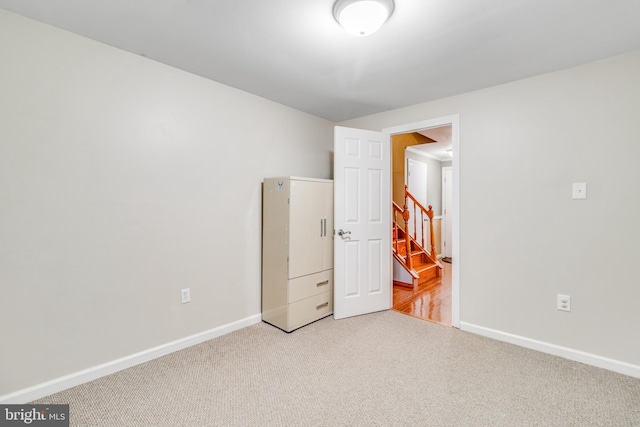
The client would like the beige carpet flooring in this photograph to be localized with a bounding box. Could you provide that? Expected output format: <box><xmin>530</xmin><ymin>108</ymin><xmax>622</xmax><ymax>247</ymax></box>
<box><xmin>34</xmin><ymin>311</ymin><xmax>640</xmax><ymax>426</ymax></box>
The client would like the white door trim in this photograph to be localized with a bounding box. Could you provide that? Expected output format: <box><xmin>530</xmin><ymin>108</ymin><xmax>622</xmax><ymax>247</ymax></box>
<box><xmin>384</xmin><ymin>115</ymin><xmax>460</xmax><ymax>328</ymax></box>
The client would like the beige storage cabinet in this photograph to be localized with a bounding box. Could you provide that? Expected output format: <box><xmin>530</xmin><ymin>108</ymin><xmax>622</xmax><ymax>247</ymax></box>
<box><xmin>262</xmin><ymin>177</ymin><xmax>333</xmax><ymax>332</ymax></box>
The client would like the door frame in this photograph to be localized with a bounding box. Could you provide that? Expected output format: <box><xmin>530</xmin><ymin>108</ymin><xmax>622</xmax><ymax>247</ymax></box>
<box><xmin>384</xmin><ymin>115</ymin><xmax>460</xmax><ymax>328</ymax></box>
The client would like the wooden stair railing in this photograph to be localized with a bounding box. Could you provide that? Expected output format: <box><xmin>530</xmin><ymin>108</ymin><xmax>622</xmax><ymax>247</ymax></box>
<box><xmin>404</xmin><ymin>185</ymin><xmax>437</xmax><ymax>262</ymax></box>
<box><xmin>393</xmin><ymin>200</ymin><xmax>420</xmax><ymax>271</ymax></box>
<box><xmin>392</xmin><ymin>201</ymin><xmax>419</xmax><ymax>286</ymax></box>
<box><xmin>393</xmin><ymin>202</ymin><xmax>414</xmax><ymax>269</ymax></box>
<box><xmin>392</xmin><ymin>186</ymin><xmax>442</xmax><ymax>289</ymax></box>
<box><xmin>392</xmin><ymin>201</ymin><xmax>403</xmax><ymax>256</ymax></box>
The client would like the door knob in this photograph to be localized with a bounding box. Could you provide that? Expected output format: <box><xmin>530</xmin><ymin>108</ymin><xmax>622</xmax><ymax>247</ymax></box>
<box><xmin>337</xmin><ymin>229</ymin><xmax>351</xmax><ymax>237</ymax></box>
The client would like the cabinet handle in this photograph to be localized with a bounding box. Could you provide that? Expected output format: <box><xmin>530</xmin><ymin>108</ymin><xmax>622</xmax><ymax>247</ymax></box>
<box><xmin>323</xmin><ymin>218</ymin><xmax>327</xmax><ymax>236</ymax></box>
<box><xmin>316</xmin><ymin>280</ymin><xmax>329</xmax><ymax>287</ymax></box>
<box><xmin>316</xmin><ymin>302</ymin><xmax>329</xmax><ymax>310</ymax></box>
<box><xmin>320</xmin><ymin>219</ymin><xmax>323</xmax><ymax>237</ymax></box>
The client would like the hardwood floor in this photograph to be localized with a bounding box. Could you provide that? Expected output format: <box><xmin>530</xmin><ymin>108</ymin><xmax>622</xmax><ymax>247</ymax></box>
<box><xmin>392</xmin><ymin>259</ymin><xmax>452</xmax><ymax>326</ymax></box>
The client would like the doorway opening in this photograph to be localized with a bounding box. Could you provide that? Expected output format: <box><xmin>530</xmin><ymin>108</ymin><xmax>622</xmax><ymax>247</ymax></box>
<box><xmin>384</xmin><ymin>116</ymin><xmax>459</xmax><ymax>327</ymax></box>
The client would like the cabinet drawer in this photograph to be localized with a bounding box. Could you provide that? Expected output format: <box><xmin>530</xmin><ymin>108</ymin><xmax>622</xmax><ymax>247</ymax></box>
<box><xmin>287</xmin><ymin>291</ymin><xmax>333</xmax><ymax>331</ymax></box>
<box><xmin>288</xmin><ymin>270</ymin><xmax>333</xmax><ymax>303</ymax></box>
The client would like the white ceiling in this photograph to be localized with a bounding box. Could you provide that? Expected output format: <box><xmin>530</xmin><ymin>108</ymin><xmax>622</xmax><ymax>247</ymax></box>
<box><xmin>1</xmin><ymin>0</ymin><xmax>640</xmax><ymax>122</ymax></box>
<box><xmin>414</xmin><ymin>126</ymin><xmax>452</xmax><ymax>162</ymax></box>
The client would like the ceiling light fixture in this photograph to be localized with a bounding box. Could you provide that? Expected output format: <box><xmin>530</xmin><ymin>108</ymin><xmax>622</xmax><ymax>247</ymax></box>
<box><xmin>333</xmin><ymin>0</ymin><xmax>395</xmax><ymax>37</ymax></box>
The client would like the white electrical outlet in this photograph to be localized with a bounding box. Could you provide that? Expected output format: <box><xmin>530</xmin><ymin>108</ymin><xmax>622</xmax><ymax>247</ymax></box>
<box><xmin>181</xmin><ymin>288</ymin><xmax>191</xmax><ymax>304</ymax></box>
<box><xmin>557</xmin><ymin>294</ymin><xmax>570</xmax><ymax>312</ymax></box>
<box><xmin>572</xmin><ymin>183</ymin><xmax>587</xmax><ymax>199</ymax></box>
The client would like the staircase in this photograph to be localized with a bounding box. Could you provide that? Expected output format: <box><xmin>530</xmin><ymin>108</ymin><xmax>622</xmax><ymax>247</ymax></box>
<box><xmin>393</xmin><ymin>186</ymin><xmax>442</xmax><ymax>290</ymax></box>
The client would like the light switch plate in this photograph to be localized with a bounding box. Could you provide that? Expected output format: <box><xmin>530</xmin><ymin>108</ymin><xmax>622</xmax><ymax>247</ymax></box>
<box><xmin>181</xmin><ymin>288</ymin><xmax>191</xmax><ymax>304</ymax></box>
<box><xmin>557</xmin><ymin>294</ymin><xmax>571</xmax><ymax>312</ymax></box>
<box><xmin>572</xmin><ymin>182</ymin><xmax>587</xmax><ymax>199</ymax></box>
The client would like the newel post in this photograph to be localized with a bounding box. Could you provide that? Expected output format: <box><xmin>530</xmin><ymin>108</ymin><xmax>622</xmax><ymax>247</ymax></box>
<box><xmin>427</xmin><ymin>205</ymin><xmax>436</xmax><ymax>259</ymax></box>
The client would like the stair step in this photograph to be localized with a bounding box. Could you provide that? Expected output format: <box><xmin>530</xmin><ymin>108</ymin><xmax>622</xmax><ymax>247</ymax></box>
<box><xmin>416</xmin><ymin>263</ymin><xmax>439</xmax><ymax>283</ymax></box>
<box><xmin>393</xmin><ymin>237</ymin><xmax>440</xmax><ymax>283</ymax></box>
<box><xmin>410</xmin><ymin>254</ymin><xmax>433</xmax><ymax>265</ymax></box>
<box><xmin>414</xmin><ymin>263</ymin><xmax>437</xmax><ymax>274</ymax></box>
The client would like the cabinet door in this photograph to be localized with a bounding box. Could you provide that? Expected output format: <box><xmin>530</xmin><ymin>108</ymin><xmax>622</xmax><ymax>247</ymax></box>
<box><xmin>322</xmin><ymin>182</ymin><xmax>334</xmax><ymax>270</ymax></box>
<box><xmin>288</xmin><ymin>180</ymin><xmax>324</xmax><ymax>278</ymax></box>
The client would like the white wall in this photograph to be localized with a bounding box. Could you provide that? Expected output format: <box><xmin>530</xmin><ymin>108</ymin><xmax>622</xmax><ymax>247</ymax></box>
<box><xmin>0</xmin><ymin>9</ymin><xmax>333</xmax><ymax>397</ymax></box>
<box><xmin>341</xmin><ymin>51</ymin><xmax>640</xmax><ymax>369</ymax></box>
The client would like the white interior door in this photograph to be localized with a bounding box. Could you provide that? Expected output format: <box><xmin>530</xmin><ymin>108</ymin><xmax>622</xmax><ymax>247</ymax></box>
<box><xmin>406</xmin><ymin>157</ymin><xmax>428</xmax><ymax>244</ymax></box>
<box><xmin>442</xmin><ymin>166</ymin><xmax>453</xmax><ymax>258</ymax></box>
<box><xmin>407</xmin><ymin>158</ymin><xmax>427</xmax><ymax>206</ymax></box>
<box><xmin>334</xmin><ymin>126</ymin><xmax>391</xmax><ymax>319</ymax></box>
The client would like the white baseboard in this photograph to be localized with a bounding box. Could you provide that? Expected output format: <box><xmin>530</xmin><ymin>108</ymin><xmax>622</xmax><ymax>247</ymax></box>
<box><xmin>0</xmin><ymin>314</ymin><xmax>262</xmax><ymax>404</ymax></box>
<box><xmin>460</xmin><ymin>321</ymin><xmax>640</xmax><ymax>379</ymax></box>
